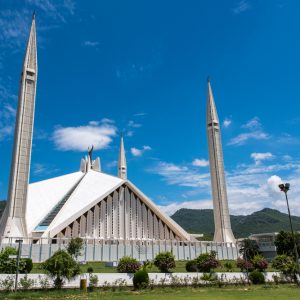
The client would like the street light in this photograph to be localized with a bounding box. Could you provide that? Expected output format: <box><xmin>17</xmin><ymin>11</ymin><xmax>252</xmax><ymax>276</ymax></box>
<box><xmin>278</xmin><ymin>183</ymin><xmax>300</xmax><ymax>281</ymax></box>
<box><xmin>14</xmin><ymin>239</ymin><xmax>23</xmax><ymax>292</ymax></box>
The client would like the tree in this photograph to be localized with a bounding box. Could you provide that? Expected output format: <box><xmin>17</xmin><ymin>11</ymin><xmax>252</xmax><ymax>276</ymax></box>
<box><xmin>42</xmin><ymin>250</ymin><xmax>80</xmax><ymax>289</ymax></box>
<box><xmin>272</xmin><ymin>254</ymin><xmax>297</xmax><ymax>281</ymax></box>
<box><xmin>66</xmin><ymin>237</ymin><xmax>84</xmax><ymax>259</ymax></box>
<box><xmin>239</xmin><ymin>238</ymin><xmax>260</xmax><ymax>260</ymax></box>
<box><xmin>153</xmin><ymin>252</ymin><xmax>176</xmax><ymax>273</ymax></box>
<box><xmin>274</xmin><ymin>231</ymin><xmax>300</xmax><ymax>258</ymax></box>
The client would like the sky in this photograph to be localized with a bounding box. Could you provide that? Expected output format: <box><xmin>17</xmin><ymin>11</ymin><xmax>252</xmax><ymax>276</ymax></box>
<box><xmin>1</xmin><ymin>0</ymin><xmax>300</xmax><ymax>217</ymax></box>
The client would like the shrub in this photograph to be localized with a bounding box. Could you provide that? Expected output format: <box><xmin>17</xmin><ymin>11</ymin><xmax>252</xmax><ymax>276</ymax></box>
<box><xmin>249</xmin><ymin>270</ymin><xmax>265</xmax><ymax>284</ymax></box>
<box><xmin>42</xmin><ymin>250</ymin><xmax>81</xmax><ymax>289</ymax></box>
<box><xmin>66</xmin><ymin>237</ymin><xmax>84</xmax><ymax>259</ymax></box>
<box><xmin>272</xmin><ymin>254</ymin><xmax>297</xmax><ymax>277</ymax></box>
<box><xmin>0</xmin><ymin>275</ymin><xmax>14</xmax><ymax>291</ymax></box>
<box><xmin>0</xmin><ymin>247</ymin><xmax>33</xmax><ymax>274</ymax></box>
<box><xmin>251</xmin><ymin>255</ymin><xmax>268</xmax><ymax>271</ymax></box>
<box><xmin>224</xmin><ymin>261</ymin><xmax>234</xmax><ymax>272</ymax></box>
<box><xmin>236</xmin><ymin>258</ymin><xmax>254</xmax><ymax>272</ymax></box>
<box><xmin>117</xmin><ymin>256</ymin><xmax>141</xmax><ymax>273</ymax></box>
<box><xmin>196</xmin><ymin>252</ymin><xmax>220</xmax><ymax>273</ymax></box>
<box><xmin>38</xmin><ymin>275</ymin><xmax>51</xmax><ymax>289</ymax></box>
<box><xmin>153</xmin><ymin>252</ymin><xmax>176</xmax><ymax>273</ymax></box>
<box><xmin>19</xmin><ymin>275</ymin><xmax>35</xmax><ymax>290</ymax></box>
<box><xmin>185</xmin><ymin>260</ymin><xmax>198</xmax><ymax>272</ymax></box>
<box><xmin>88</xmin><ymin>274</ymin><xmax>98</xmax><ymax>291</ymax></box>
<box><xmin>22</xmin><ymin>258</ymin><xmax>33</xmax><ymax>274</ymax></box>
<box><xmin>87</xmin><ymin>267</ymin><xmax>94</xmax><ymax>274</ymax></box>
<box><xmin>133</xmin><ymin>269</ymin><xmax>149</xmax><ymax>289</ymax></box>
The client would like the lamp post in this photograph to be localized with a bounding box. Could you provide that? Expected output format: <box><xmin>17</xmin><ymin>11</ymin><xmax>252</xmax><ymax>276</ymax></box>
<box><xmin>278</xmin><ymin>183</ymin><xmax>300</xmax><ymax>280</ymax></box>
<box><xmin>15</xmin><ymin>239</ymin><xmax>23</xmax><ymax>291</ymax></box>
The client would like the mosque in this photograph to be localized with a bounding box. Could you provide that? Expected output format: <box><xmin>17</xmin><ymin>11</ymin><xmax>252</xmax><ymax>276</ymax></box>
<box><xmin>0</xmin><ymin>15</ymin><xmax>236</xmax><ymax>246</ymax></box>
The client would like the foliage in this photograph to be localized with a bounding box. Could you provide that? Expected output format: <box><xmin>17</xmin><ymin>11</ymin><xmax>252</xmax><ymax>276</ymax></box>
<box><xmin>19</xmin><ymin>275</ymin><xmax>35</xmax><ymax>290</ymax></box>
<box><xmin>248</xmin><ymin>270</ymin><xmax>265</xmax><ymax>284</ymax></box>
<box><xmin>0</xmin><ymin>247</ymin><xmax>33</xmax><ymax>274</ymax></box>
<box><xmin>272</xmin><ymin>254</ymin><xmax>297</xmax><ymax>277</ymax></box>
<box><xmin>88</xmin><ymin>274</ymin><xmax>98</xmax><ymax>291</ymax></box>
<box><xmin>38</xmin><ymin>275</ymin><xmax>51</xmax><ymax>289</ymax></box>
<box><xmin>251</xmin><ymin>255</ymin><xmax>268</xmax><ymax>271</ymax></box>
<box><xmin>274</xmin><ymin>231</ymin><xmax>300</xmax><ymax>258</ymax></box>
<box><xmin>87</xmin><ymin>267</ymin><xmax>94</xmax><ymax>274</ymax></box>
<box><xmin>133</xmin><ymin>269</ymin><xmax>149</xmax><ymax>289</ymax></box>
<box><xmin>200</xmin><ymin>272</ymin><xmax>218</xmax><ymax>282</ymax></box>
<box><xmin>223</xmin><ymin>261</ymin><xmax>234</xmax><ymax>272</ymax></box>
<box><xmin>236</xmin><ymin>258</ymin><xmax>254</xmax><ymax>272</ymax></box>
<box><xmin>117</xmin><ymin>256</ymin><xmax>141</xmax><ymax>273</ymax></box>
<box><xmin>171</xmin><ymin>207</ymin><xmax>300</xmax><ymax>238</ymax></box>
<box><xmin>154</xmin><ymin>252</ymin><xmax>176</xmax><ymax>273</ymax></box>
<box><xmin>66</xmin><ymin>237</ymin><xmax>84</xmax><ymax>259</ymax></box>
<box><xmin>0</xmin><ymin>275</ymin><xmax>14</xmax><ymax>291</ymax></box>
<box><xmin>42</xmin><ymin>250</ymin><xmax>81</xmax><ymax>289</ymax></box>
<box><xmin>239</xmin><ymin>239</ymin><xmax>260</xmax><ymax>260</ymax></box>
<box><xmin>196</xmin><ymin>251</ymin><xmax>220</xmax><ymax>272</ymax></box>
<box><xmin>185</xmin><ymin>260</ymin><xmax>198</xmax><ymax>272</ymax></box>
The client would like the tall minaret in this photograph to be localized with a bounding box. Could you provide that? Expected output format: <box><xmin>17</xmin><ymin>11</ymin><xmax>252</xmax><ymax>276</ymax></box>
<box><xmin>118</xmin><ymin>134</ymin><xmax>127</xmax><ymax>180</ymax></box>
<box><xmin>206</xmin><ymin>79</ymin><xmax>235</xmax><ymax>243</ymax></box>
<box><xmin>0</xmin><ymin>15</ymin><xmax>37</xmax><ymax>238</ymax></box>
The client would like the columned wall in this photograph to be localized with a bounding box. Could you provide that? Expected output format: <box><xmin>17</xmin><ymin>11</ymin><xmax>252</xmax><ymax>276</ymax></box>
<box><xmin>57</xmin><ymin>185</ymin><xmax>180</xmax><ymax>241</ymax></box>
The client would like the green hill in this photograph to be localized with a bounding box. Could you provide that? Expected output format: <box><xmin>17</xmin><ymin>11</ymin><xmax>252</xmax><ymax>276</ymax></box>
<box><xmin>171</xmin><ymin>208</ymin><xmax>300</xmax><ymax>239</ymax></box>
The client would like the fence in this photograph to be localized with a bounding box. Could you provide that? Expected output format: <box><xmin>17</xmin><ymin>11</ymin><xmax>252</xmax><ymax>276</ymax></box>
<box><xmin>0</xmin><ymin>238</ymin><xmax>240</xmax><ymax>262</ymax></box>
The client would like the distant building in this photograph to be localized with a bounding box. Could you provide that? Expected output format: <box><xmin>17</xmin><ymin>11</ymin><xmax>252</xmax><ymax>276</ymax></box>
<box><xmin>249</xmin><ymin>232</ymin><xmax>278</xmax><ymax>260</ymax></box>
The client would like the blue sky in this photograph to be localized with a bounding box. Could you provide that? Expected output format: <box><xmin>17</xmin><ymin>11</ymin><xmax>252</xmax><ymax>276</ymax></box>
<box><xmin>1</xmin><ymin>0</ymin><xmax>300</xmax><ymax>216</ymax></box>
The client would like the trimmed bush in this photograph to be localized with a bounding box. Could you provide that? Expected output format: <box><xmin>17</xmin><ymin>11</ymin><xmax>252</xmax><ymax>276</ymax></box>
<box><xmin>87</xmin><ymin>267</ymin><xmax>94</xmax><ymax>274</ymax></box>
<box><xmin>154</xmin><ymin>252</ymin><xmax>176</xmax><ymax>273</ymax></box>
<box><xmin>236</xmin><ymin>257</ymin><xmax>254</xmax><ymax>272</ymax></box>
<box><xmin>117</xmin><ymin>256</ymin><xmax>141</xmax><ymax>273</ymax></box>
<box><xmin>223</xmin><ymin>261</ymin><xmax>234</xmax><ymax>272</ymax></box>
<box><xmin>185</xmin><ymin>260</ymin><xmax>198</xmax><ymax>272</ymax></box>
<box><xmin>133</xmin><ymin>269</ymin><xmax>149</xmax><ymax>289</ymax></box>
<box><xmin>272</xmin><ymin>254</ymin><xmax>297</xmax><ymax>277</ymax></box>
<box><xmin>23</xmin><ymin>258</ymin><xmax>33</xmax><ymax>274</ymax></box>
<box><xmin>251</xmin><ymin>255</ymin><xmax>268</xmax><ymax>271</ymax></box>
<box><xmin>196</xmin><ymin>252</ymin><xmax>220</xmax><ymax>273</ymax></box>
<box><xmin>88</xmin><ymin>274</ymin><xmax>98</xmax><ymax>291</ymax></box>
<box><xmin>249</xmin><ymin>270</ymin><xmax>265</xmax><ymax>284</ymax></box>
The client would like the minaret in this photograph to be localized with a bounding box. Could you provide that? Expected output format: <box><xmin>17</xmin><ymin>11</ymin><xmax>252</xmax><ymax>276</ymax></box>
<box><xmin>206</xmin><ymin>79</ymin><xmax>235</xmax><ymax>243</ymax></box>
<box><xmin>0</xmin><ymin>15</ymin><xmax>37</xmax><ymax>238</ymax></box>
<box><xmin>118</xmin><ymin>134</ymin><xmax>127</xmax><ymax>180</ymax></box>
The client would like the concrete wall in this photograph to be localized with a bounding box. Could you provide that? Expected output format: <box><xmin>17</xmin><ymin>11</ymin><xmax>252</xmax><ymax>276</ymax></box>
<box><xmin>0</xmin><ymin>272</ymin><xmax>281</xmax><ymax>290</ymax></box>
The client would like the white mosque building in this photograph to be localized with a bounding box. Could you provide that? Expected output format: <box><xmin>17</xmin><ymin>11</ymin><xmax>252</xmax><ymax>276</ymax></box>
<box><xmin>0</xmin><ymin>15</ymin><xmax>236</xmax><ymax>254</ymax></box>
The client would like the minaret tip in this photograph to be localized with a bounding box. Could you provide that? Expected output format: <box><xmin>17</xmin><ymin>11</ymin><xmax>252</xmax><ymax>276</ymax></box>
<box><xmin>118</xmin><ymin>134</ymin><xmax>127</xmax><ymax>180</ymax></box>
<box><xmin>32</xmin><ymin>11</ymin><xmax>36</xmax><ymax>20</ymax></box>
<box><xmin>207</xmin><ymin>76</ymin><xmax>210</xmax><ymax>83</ymax></box>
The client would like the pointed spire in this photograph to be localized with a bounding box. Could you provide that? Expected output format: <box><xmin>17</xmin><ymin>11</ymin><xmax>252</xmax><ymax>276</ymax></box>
<box><xmin>118</xmin><ymin>133</ymin><xmax>127</xmax><ymax>180</ymax></box>
<box><xmin>23</xmin><ymin>14</ymin><xmax>37</xmax><ymax>73</ymax></box>
<box><xmin>206</xmin><ymin>79</ymin><xmax>219</xmax><ymax>126</ymax></box>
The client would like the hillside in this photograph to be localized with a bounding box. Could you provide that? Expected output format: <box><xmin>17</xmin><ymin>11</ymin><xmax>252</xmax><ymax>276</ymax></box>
<box><xmin>171</xmin><ymin>208</ymin><xmax>300</xmax><ymax>239</ymax></box>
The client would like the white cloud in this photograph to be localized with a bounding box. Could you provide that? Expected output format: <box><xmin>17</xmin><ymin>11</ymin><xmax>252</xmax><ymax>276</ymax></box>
<box><xmin>83</xmin><ymin>40</ymin><xmax>99</xmax><ymax>47</ymax></box>
<box><xmin>192</xmin><ymin>158</ymin><xmax>209</xmax><ymax>167</ymax></box>
<box><xmin>53</xmin><ymin>122</ymin><xmax>117</xmax><ymax>151</ymax></box>
<box><xmin>251</xmin><ymin>152</ymin><xmax>274</xmax><ymax>165</ymax></box>
<box><xmin>233</xmin><ymin>0</ymin><xmax>251</xmax><ymax>14</ymax></box>
<box><xmin>131</xmin><ymin>145</ymin><xmax>152</xmax><ymax>157</ymax></box>
<box><xmin>242</xmin><ymin>117</ymin><xmax>261</xmax><ymax>129</ymax></box>
<box><xmin>150</xmin><ymin>161</ymin><xmax>210</xmax><ymax>188</ymax></box>
<box><xmin>223</xmin><ymin>118</ymin><xmax>232</xmax><ymax>128</ymax></box>
<box><xmin>228</xmin><ymin>131</ymin><xmax>270</xmax><ymax>146</ymax></box>
<box><xmin>128</xmin><ymin>120</ymin><xmax>142</xmax><ymax>128</ymax></box>
<box><xmin>0</xmin><ymin>101</ymin><xmax>17</xmax><ymax>141</ymax></box>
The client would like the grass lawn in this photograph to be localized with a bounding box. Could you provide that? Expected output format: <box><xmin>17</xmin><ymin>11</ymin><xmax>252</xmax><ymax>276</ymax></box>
<box><xmin>31</xmin><ymin>260</ymin><xmax>276</xmax><ymax>273</ymax></box>
<box><xmin>1</xmin><ymin>285</ymin><xmax>300</xmax><ymax>299</ymax></box>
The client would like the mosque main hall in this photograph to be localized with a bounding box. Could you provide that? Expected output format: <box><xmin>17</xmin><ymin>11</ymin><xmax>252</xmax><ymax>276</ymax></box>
<box><xmin>0</xmin><ymin>15</ymin><xmax>236</xmax><ymax>247</ymax></box>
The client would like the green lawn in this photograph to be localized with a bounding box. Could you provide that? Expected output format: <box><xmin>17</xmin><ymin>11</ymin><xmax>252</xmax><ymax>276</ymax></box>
<box><xmin>31</xmin><ymin>260</ymin><xmax>276</xmax><ymax>273</ymax></box>
<box><xmin>1</xmin><ymin>285</ymin><xmax>300</xmax><ymax>299</ymax></box>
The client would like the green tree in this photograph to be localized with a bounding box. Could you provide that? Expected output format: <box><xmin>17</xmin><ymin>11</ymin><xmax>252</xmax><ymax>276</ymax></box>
<box><xmin>66</xmin><ymin>237</ymin><xmax>84</xmax><ymax>259</ymax></box>
<box><xmin>272</xmin><ymin>254</ymin><xmax>297</xmax><ymax>279</ymax></box>
<box><xmin>42</xmin><ymin>250</ymin><xmax>80</xmax><ymax>289</ymax></box>
<box><xmin>153</xmin><ymin>252</ymin><xmax>176</xmax><ymax>273</ymax></box>
<box><xmin>239</xmin><ymin>238</ymin><xmax>260</xmax><ymax>260</ymax></box>
<box><xmin>274</xmin><ymin>231</ymin><xmax>300</xmax><ymax>258</ymax></box>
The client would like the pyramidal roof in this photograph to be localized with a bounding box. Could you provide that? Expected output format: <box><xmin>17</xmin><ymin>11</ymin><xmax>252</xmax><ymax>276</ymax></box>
<box><xmin>26</xmin><ymin>168</ymin><xmax>192</xmax><ymax>241</ymax></box>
